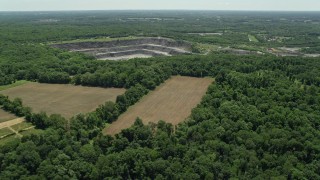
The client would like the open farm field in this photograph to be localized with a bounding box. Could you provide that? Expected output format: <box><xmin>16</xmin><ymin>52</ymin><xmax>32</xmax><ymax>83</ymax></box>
<box><xmin>104</xmin><ymin>76</ymin><xmax>213</xmax><ymax>135</ymax></box>
<box><xmin>1</xmin><ymin>83</ymin><xmax>126</xmax><ymax>118</ymax></box>
<box><xmin>0</xmin><ymin>80</ymin><xmax>29</xmax><ymax>91</ymax></box>
<box><xmin>0</xmin><ymin>109</ymin><xmax>17</xmax><ymax>123</ymax></box>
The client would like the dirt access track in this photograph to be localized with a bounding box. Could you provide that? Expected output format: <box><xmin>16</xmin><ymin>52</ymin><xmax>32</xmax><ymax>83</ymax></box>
<box><xmin>104</xmin><ymin>76</ymin><xmax>213</xmax><ymax>135</ymax></box>
<box><xmin>0</xmin><ymin>118</ymin><xmax>24</xmax><ymax>130</ymax></box>
<box><xmin>52</xmin><ymin>37</ymin><xmax>192</xmax><ymax>60</ymax></box>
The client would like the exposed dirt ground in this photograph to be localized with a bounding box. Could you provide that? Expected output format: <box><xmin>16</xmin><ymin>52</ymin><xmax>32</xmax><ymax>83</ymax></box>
<box><xmin>0</xmin><ymin>117</ymin><xmax>24</xmax><ymax>130</ymax></box>
<box><xmin>187</xmin><ymin>32</ymin><xmax>223</xmax><ymax>36</ymax></box>
<box><xmin>52</xmin><ymin>37</ymin><xmax>192</xmax><ymax>60</ymax></box>
<box><xmin>102</xmin><ymin>54</ymin><xmax>153</xmax><ymax>60</ymax></box>
<box><xmin>1</xmin><ymin>83</ymin><xmax>126</xmax><ymax>118</ymax></box>
<box><xmin>103</xmin><ymin>76</ymin><xmax>214</xmax><ymax>135</ymax></box>
<box><xmin>0</xmin><ymin>109</ymin><xmax>17</xmax><ymax>123</ymax></box>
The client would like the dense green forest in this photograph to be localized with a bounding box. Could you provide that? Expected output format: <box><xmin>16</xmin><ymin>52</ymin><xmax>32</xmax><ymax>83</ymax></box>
<box><xmin>0</xmin><ymin>11</ymin><xmax>320</xmax><ymax>179</ymax></box>
<box><xmin>1</xmin><ymin>11</ymin><xmax>320</xmax><ymax>47</ymax></box>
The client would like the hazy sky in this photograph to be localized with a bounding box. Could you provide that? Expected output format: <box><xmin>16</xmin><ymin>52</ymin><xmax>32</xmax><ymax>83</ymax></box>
<box><xmin>1</xmin><ymin>0</ymin><xmax>319</xmax><ymax>11</ymax></box>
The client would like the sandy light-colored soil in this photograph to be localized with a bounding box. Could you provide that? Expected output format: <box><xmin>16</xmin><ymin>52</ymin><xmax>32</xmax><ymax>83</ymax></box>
<box><xmin>0</xmin><ymin>109</ymin><xmax>17</xmax><ymax>123</ymax></box>
<box><xmin>101</xmin><ymin>54</ymin><xmax>153</xmax><ymax>60</ymax></box>
<box><xmin>104</xmin><ymin>76</ymin><xmax>214</xmax><ymax>135</ymax></box>
<box><xmin>52</xmin><ymin>37</ymin><xmax>192</xmax><ymax>60</ymax></box>
<box><xmin>187</xmin><ymin>32</ymin><xmax>223</xmax><ymax>36</ymax></box>
<box><xmin>1</xmin><ymin>83</ymin><xmax>126</xmax><ymax>118</ymax></box>
<box><xmin>0</xmin><ymin>117</ymin><xmax>24</xmax><ymax>130</ymax></box>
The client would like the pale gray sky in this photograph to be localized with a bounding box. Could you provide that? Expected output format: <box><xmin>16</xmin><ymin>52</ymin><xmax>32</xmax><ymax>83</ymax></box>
<box><xmin>1</xmin><ymin>0</ymin><xmax>319</xmax><ymax>11</ymax></box>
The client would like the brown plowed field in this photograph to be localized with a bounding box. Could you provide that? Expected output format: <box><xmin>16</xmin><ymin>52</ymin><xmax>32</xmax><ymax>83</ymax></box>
<box><xmin>1</xmin><ymin>83</ymin><xmax>125</xmax><ymax>118</ymax></box>
<box><xmin>0</xmin><ymin>109</ymin><xmax>17</xmax><ymax>123</ymax></box>
<box><xmin>104</xmin><ymin>76</ymin><xmax>213</xmax><ymax>135</ymax></box>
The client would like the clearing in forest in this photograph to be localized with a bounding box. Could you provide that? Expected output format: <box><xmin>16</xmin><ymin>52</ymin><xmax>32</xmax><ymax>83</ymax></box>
<box><xmin>0</xmin><ymin>118</ymin><xmax>41</xmax><ymax>146</ymax></box>
<box><xmin>248</xmin><ymin>34</ymin><xmax>259</xmax><ymax>42</ymax></box>
<box><xmin>0</xmin><ymin>118</ymin><xmax>25</xmax><ymax>142</ymax></box>
<box><xmin>104</xmin><ymin>76</ymin><xmax>214</xmax><ymax>135</ymax></box>
<box><xmin>0</xmin><ymin>117</ymin><xmax>24</xmax><ymax>130</ymax></box>
<box><xmin>1</xmin><ymin>83</ymin><xmax>125</xmax><ymax>118</ymax></box>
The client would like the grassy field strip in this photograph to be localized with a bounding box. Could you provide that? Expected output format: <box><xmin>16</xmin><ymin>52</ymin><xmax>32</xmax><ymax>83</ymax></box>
<box><xmin>195</xmin><ymin>43</ymin><xmax>221</xmax><ymax>54</ymax></box>
<box><xmin>0</xmin><ymin>128</ymin><xmax>14</xmax><ymax>138</ymax></box>
<box><xmin>0</xmin><ymin>118</ymin><xmax>38</xmax><ymax>145</ymax></box>
<box><xmin>0</xmin><ymin>135</ymin><xmax>17</xmax><ymax>146</ymax></box>
<box><xmin>7</xmin><ymin>126</ymin><xmax>22</xmax><ymax>138</ymax></box>
<box><xmin>0</xmin><ymin>80</ymin><xmax>29</xmax><ymax>91</ymax></box>
<box><xmin>104</xmin><ymin>76</ymin><xmax>213</xmax><ymax>135</ymax></box>
<box><xmin>11</xmin><ymin>121</ymin><xmax>33</xmax><ymax>131</ymax></box>
<box><xmin>21</xmin><ymin>126</ymin><xmax>36</xmax><ymax>131</ymax></box>
<box><xmin>248</xmin><ymin>34</ymin><xmax>259</xmax><ymax>42</ymax></box>
<box><xmin>20</xmin><ymin>128</ymin><xmax>43</xmax><ymax>136</ymax></box>
<box><xmin>0</xmin><ymin>124</ymin><xmax>37</xmax><ymax>140</ymax></box>
<box><xmin>0</xmin><ymin>127</ymin><xmax>42</xmax><ymax>146</ymax></box>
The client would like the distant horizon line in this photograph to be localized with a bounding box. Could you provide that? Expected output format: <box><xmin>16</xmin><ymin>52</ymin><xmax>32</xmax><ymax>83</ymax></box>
<box><xmin>0</xmin><ymin>9</ymin><xmax>320</xmax><ymax>13</ymax></box>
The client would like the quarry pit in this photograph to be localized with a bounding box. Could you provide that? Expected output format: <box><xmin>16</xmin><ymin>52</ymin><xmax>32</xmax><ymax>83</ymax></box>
<box><xmin>52</xmin><ymin>37</ymin><xmax>192</xmax><ymax>60</ymax></box>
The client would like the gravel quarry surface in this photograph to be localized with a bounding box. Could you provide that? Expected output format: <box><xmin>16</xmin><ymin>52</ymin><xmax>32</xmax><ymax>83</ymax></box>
<box><xmin>52</xmin><ymin>37</ymin><xmax>192</xmax><ymax>60</ymax></box>
<box><xmin>187</xmin><ymin>32</ymin><xmax>223</xmax><ymax>36</ymax></box>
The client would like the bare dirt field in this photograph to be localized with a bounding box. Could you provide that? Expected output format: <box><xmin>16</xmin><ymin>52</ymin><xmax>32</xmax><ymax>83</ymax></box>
<box><xmin>0</xmin><ymin>109</ymin><xmax>17</xmax><ymax>123</ymax></box>
<box><xmin>104</xmin><ymin>76</ymin><xmax>213</xmax><ymax>135</ymax></box>
<box><xmin>52</xmin><ymin>37</ymin><xmax>192</xmax><ymax>60</ymax></box>
<box><xmin>1</xmin><ymin>83</ymin><xmax>126</xmax><ymax>118</ymax></box>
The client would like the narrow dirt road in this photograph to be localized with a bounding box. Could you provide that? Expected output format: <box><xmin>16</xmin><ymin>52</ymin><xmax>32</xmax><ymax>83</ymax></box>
<box><xmin>0</xmin><ymin>118</ymin><xmax>25</xmax><ymax>129</ymax></box>
<box><xmin>7</xmin><ymin>126</ymin><xmax>22</xmax><ymax>138</ymax></box>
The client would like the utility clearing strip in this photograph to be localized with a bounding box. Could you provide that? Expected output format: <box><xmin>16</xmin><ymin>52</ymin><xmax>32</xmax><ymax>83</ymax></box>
<box><xmin>104</xmin><ymin>76</ymin><xmax>213</xmax><ymax>135</ymax></box>
<box><xmin>0</xmin><ymin>118</ymin><xmax>25</xmax><ymax>130</ymax></box>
